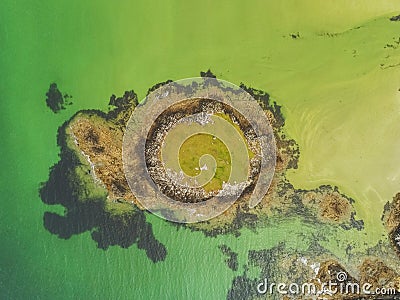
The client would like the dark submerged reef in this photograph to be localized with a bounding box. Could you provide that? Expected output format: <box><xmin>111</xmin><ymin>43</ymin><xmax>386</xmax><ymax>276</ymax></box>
<box><xmin>219</xmin><ymin>244</ymin><xmax>239</xmax><ymax>271</ymax></box>
<box><xmin>39</xmin><ymin>92</ymin><xmax>166</xmax><ymax>263</ymax></box>
<box><xmin>45</xmin><ymin>83</ymin><xmax>72</xmax><ymax>113</ymax></box>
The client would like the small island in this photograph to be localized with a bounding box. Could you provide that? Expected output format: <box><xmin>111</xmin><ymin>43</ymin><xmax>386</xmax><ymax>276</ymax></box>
<box><xmin>41</xmin><ymin>72</ymin><xmax>389</xmax><ymax>290</ymax></box>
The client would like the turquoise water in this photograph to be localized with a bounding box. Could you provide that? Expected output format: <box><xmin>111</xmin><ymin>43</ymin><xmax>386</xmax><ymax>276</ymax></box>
<box><xmin>2</xmin><ymin>1</ymin><xmax>400</xmax><ymax>299</ymax></box>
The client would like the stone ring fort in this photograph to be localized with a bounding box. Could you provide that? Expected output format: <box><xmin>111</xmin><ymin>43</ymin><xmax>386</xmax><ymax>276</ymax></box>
<box><xmin>122</xmin><ymin>77</ymin><xmax>276</xmax><ymax>223</ymax></box>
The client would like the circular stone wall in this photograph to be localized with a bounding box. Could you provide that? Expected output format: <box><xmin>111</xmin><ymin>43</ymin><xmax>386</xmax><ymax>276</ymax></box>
<box><xmin>123</xmin><ymin>77</ymin><xmax>276</xmax><ymax>223</ymax></box>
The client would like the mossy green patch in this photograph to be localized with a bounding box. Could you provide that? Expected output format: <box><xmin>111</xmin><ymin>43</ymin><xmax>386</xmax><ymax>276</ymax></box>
<box><xmin>179</xmin><ymin>133</ymin><xmax>231</xmax><ymax>192</ymax></box>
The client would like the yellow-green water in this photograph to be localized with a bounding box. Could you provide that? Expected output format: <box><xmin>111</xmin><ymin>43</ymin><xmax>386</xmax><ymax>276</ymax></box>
<box><xmin>2</xmin><ymin>1</ymin><xmax>400</xmax><ymax>299</ymax></box>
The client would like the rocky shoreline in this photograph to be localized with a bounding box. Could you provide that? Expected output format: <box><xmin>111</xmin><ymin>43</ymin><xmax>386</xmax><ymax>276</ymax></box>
<box><xmin>145</xmin><ymin>97</ymin><xmax>261</xmax><ymax>203</ymax></box>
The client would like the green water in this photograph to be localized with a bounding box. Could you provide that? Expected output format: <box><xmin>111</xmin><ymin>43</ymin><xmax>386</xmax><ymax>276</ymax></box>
<box><xmin>2</xmin><ymin>1</ymin><xmax>400</xmax><ymax>299</ymax></box>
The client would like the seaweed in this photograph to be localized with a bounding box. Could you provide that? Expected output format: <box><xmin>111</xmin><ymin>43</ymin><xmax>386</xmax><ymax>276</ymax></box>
<box><xmin>45</xmin><ymin>83</ymin><xmax>72</xmax><ymax>113</ymax></box>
